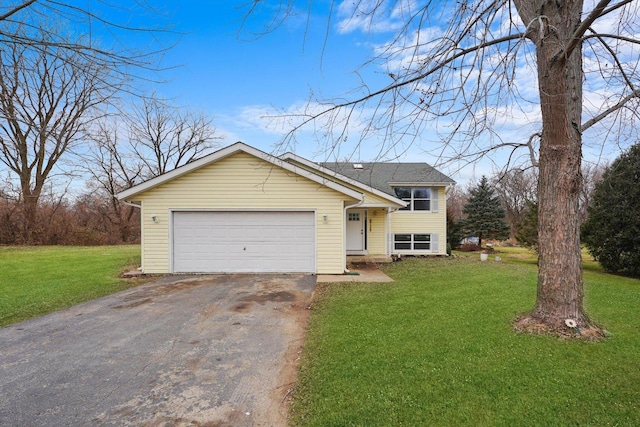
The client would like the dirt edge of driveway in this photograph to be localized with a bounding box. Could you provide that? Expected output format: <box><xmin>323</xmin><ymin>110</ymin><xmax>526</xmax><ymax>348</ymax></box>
<box><xmin>269</xmin><ymin>287</ymin><xmax>315</xmax><ymax>426</ymax></box>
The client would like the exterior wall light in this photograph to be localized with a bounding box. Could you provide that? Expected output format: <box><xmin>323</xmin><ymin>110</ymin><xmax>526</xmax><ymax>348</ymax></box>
<box><xmin>322</xmin><ymin>213</ymin><xmax>328</xmax><ymax>223</ymax></box>
<box><xmin>151</xmin><ymin>214</ymin><xmax>158</xmax><ymax>223</ymax></box>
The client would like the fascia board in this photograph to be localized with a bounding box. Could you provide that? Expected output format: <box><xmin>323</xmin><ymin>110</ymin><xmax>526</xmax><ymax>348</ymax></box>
<box><xmin>281</xmin><ymin>152</ymin><xmax>407</xmax><ymax>207</ymax></box>
<box><xmin>359</xmin><ymin>203</ymin><xmax>404</xmax><ymax>208</ymax></box>
<box><xmin>388</xmin><ymin>181</ymin><xmax>456</xmax><ymax>186</ymax></box>
<box><xmin>118</xmin><ymin>142</ymin><xmax>363</xmax><ymax>202</ymax></box>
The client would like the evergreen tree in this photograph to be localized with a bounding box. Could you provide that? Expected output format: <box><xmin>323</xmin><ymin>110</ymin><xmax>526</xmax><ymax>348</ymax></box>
<box><xmin>461</xmin><ymin>176</ymin><xmax>510</xmax><ymax>248</ymax></box>
<box><xmin>446</xmin><ymin>210</ymin><xmax>464</xmax><ymax>252</ymax></box>
<box><xmin>582</xmin><ymin>143</ymin><xmax>640</xmax><ymax>277</ymax></box>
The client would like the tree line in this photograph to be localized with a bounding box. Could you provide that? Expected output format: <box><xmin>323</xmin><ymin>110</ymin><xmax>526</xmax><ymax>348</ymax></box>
<box><xmin>0</xmin><ymin>81</ymin><xmax>220</xmax><ymax>245</ymax></box>
<box><xmin>448</xmin><ymin>150</ymin><xmax>640</xmax><ymax>280</ymax></box>
<box><xmin>447</xmin><ymin>164</ymin><xmax>607</xmax><ymax>252</ymax></box>
<box><xmin>0</xmin><ymin>8</ymin><xmax>220</xmax><ymax>245</ymax></box>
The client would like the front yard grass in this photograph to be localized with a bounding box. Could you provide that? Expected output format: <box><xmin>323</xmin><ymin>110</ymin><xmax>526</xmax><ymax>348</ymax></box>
<box><xmin>0</xmin><ymin>245</ymin><xmax>144</xmax><ymax>327</ymax></box>
<box><xmin>290</xmin><ymin>250</ymin><xmax>640</xmax><ymax>426</ymax></box>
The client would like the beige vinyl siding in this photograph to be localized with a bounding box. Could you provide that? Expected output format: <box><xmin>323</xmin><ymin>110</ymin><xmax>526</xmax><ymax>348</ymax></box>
<box><xmin>390</xmin><ymin>187</ymin><xmax>447</xmax><ymax>254</ymax></box>
<box><xmin>367</xmin><ymin>208</ymin><xmax>388</xmax><ymax>255</ymax></box>
<box><xmin>132</xmin><ymin>152</ymin><xmax>355</xmax><ymax>274</ymax></box>
<box><xmin>362</xmin><ymin>191</ymin><xmax>396</xmax><ymax>206</ymax></box>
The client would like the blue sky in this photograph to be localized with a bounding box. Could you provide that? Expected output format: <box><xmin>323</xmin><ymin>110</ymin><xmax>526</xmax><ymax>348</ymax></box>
<box><xmin>151</xmin><ymin>3</ymin><xmax>390</xmax><ymax>157</ymax></box>
<box><xmin>122</xmin><ymin>1</ymin><xmax>489</xmax><ymax>178</ymax></box>
<box><xmin>98</xmin><ymin>0</ymin><xmax>634</xmax><ymax>185</ymax></box>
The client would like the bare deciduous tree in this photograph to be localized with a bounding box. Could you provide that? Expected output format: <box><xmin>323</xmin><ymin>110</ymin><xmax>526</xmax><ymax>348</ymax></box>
<box><xmin>446</xmin><ymin>184</ymin><xmax>468</xmax><ymax>223</ymax></box>
<box><xmin>83</xmin><ymin>97</ymin><xmax>220</xmax><ymax>242</ymax></box>
<box><xmin>245</xmin><ymin>0</ymin><xmax>640</xmax><ymax>337</ymax></box>
<box><xmin>579</xmin><ymin>162</ymin><xmax>606</xmax><ymax>223</ymax></box>
<box><xmin>0</xmin><ymin>30</ymin><xmax>120</xmax><ymax>243</ymax></box>
<box><xmin>127</xmin><ymin>96</ymin><xmax>221</xmax><ymax>178</ymax></box>
<box><xmin>0</xmin><ymin>2</ymin><xmax>174</xmax><ymax>244</ymax></box>
<box><xmin>492</xmin><ymin>169</ymin><xmax>538</xmax><ymax>239</ymax></box>
<box><xmin>84</xmin><ymin>121</ymin><xmax>144</xmax><ymax>243</ymax></box>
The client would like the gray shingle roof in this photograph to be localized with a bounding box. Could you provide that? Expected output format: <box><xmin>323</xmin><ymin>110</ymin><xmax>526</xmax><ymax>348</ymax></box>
<box><xmin>320</xmin><ymin>162</ymin><xmax>456</xmax><ymax>197</ymax></box>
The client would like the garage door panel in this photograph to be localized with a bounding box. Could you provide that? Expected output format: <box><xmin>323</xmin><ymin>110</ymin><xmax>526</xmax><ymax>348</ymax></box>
<box><xmin>173</xmin><ymin>211</ymin><xmax>315</xmax><ymax>273</ymax></box>
<box><xmin>259</xmin><ymin>228</ymin><xmax>282</xmax><ymax>239</ymax></box>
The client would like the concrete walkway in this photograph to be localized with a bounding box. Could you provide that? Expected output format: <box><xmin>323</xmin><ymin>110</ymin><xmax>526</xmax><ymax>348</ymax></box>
<box><xmin>317</xmin><ymin>264</ymin><xmax>394</xmax><ymax>283</ymax></box>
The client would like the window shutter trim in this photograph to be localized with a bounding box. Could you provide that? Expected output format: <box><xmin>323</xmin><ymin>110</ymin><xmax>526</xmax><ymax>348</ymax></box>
<box><xmin>431</xmin><ymin>187</ymin><xmax>439</xmax><ymax>212</ymax></box>
<box><xmin>431</xmin><ymin>233</ymin><xmax>439</xmax><ymax>253</ymax></box>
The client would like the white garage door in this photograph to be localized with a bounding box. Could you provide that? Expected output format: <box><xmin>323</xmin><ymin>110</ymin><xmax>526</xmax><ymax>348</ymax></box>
<box><xmin>172</xmin><ymin>211</ymin><xmax>315</xmax><ymax>273</ymax></box>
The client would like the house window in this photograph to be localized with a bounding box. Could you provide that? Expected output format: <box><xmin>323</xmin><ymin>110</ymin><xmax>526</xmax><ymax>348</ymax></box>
<box><xmin>394</xmin><ymin>234</ymin><xmax>431</xmax><ymax>251</ymax></box>
<box><xmin>348</xmin><ymin>212</ymin><xmax>360</xmax><ymax>221</ymax></box>
<box><xmin>394</xmin><ymin>187</ymin><xmax>431</xmax><ymax>211</ymax></box>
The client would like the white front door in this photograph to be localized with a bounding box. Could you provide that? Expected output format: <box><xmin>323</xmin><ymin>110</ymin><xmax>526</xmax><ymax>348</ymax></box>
<box><xmin>346</xmin><ymin>209</ymin><xmax>365</xmax><ymax>254</ymax></box>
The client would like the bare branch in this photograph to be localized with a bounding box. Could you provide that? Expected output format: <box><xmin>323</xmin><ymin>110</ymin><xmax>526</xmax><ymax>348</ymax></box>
<box><xmin>582</xmin><ymin>33</ymin><xmax>640</xmax><ymax>46</ymax></box>
<box><xmin>582</xmin><ymin>88</ymin><xmax>640</xmax><ymax>131</ymax></box>
<box><xmin>600</xmin><ymin>0</ymin><xmax>637</xmax><ymax>17</ymax></box>
<box><xmin>275</xmin><ymin>32</ymin><xmax>526</xmax><ymax>143</ymax></box>
<box><xmin>125</xmin><ymin>95</ymin><xmax>222</xmax><ymax>178</ymax></box>
<box><xmin>0</xmin><ymin>0</ymin><xmax>178</xmax><ymax>93</ymax></box>
<box><xmin>0</xmin><ymin>1</ymin><xmax>37</xmax><ymax>22</ymax></box>
<box><xmin>565</xmin><ymin>0</ymin><xmax>612</xmax><ymax>58</ymax></box>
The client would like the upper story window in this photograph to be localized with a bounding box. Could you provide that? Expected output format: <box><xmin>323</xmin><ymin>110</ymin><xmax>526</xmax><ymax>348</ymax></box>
<box><xmin>394</xmin><ymin>187</ymin><xmax>431</xmax><ymax>211</ymax></box>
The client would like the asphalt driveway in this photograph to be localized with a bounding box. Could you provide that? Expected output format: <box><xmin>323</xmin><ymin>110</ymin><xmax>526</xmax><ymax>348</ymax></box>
<box><xmin>0</xmin><ymin>274</ymin><xmax>315</xmax><ymax>426</ymax></box>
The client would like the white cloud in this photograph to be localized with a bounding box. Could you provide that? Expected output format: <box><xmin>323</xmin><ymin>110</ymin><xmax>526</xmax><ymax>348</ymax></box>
<box><xmin>336</xmin><ymin>0</ymin><xmax>418</xmax><ymax>34</ymax></box>
<box><xmin>222</xmin><ymin>0</ymin><xmax>638</xmax><ymax>179</ymax></box>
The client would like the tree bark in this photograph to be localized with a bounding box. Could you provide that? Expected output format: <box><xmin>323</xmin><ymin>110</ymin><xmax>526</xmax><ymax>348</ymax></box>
<box><xmin>513</xmin><ymin>0</ymin><xmax>603</xmax><ymax>336</ymax></box>
<box><xmin>20</xmin><ymin>188</ymin><xmax>39</xmax><ymax>244</ymax></box>
<box><xmin>534</xmin><ymin>41</ymin><xmax>585</xmax><ymax>326</ymax></box>
<box><xmin>18</xmin><ymin>152</ymin><xmax>47</xmax><ymax>243</ymax></box>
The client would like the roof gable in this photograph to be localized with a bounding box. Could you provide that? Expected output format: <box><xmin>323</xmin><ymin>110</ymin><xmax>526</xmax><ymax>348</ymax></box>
<box><xmin>117</xmin><ymin>142</ymin><xmax>363</xmax><ymax>201</ymax></box>
<box><xmin>280</xmin><ymin>153</ymin><xmax>408</xmax><ymax>207</ymax></box>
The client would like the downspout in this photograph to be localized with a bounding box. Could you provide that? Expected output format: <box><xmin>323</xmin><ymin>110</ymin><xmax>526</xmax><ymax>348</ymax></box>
<box><xmin>387</xmin><ymin>207</ymin><xmax>399</xmax><ymax>257</ymax></box>
<box><xmin>444</xmin><ymin>183</ymin><xmax>453</xmax><ymax>255</ymax></box>
<box><xmin>343</xmin><ymin>197</ymin><xmax>364</xmax><ymax>273</ymax></box>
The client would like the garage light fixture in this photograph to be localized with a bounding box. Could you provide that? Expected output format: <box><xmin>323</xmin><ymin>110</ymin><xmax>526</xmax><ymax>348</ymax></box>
<box><xmin>322</xmin><ymin>213</ymin><xmax>328</xmax><ymax>223</ymax></box>
<box><xmin>150</xmin><ymin>214</ymin><xmax>158</xmax><ymax>223</ymax></box>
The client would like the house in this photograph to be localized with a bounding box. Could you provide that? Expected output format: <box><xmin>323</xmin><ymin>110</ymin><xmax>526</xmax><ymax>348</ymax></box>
<box><xmin>117</xmin><ymin>142</ymin><xmax>455</xmax><ymax>274</ymax></box>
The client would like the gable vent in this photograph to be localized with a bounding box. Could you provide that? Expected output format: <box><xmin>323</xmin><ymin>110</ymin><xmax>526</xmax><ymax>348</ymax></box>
<box><xmin>353</xmin><ymin>163</ymin><xmax>363</xmax><ymax>169</ymax></box>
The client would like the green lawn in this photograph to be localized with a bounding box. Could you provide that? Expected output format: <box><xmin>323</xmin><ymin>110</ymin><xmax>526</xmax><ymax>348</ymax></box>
<box><xmin>0</xmin><ymin>245</ymin><xmax>144</xmax><ymax>327</ymax></box>
<box><xmin>290</xmin><ymin>249</ymin><xmax>640</xmax><ymax>426</ymax></box>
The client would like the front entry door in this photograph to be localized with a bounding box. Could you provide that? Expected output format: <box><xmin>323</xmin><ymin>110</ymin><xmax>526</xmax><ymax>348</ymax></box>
<box><xmin>346</xmin><ymin>209</ymin><xmax>366</xmax><ymax>254</ymax></box>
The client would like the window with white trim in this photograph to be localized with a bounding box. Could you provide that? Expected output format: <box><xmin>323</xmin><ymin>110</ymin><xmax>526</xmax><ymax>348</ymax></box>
<box><xmin>394</xmin><ymin>187</ymin><xmax>431</xmax><ymax>211</ymax></box>
<box><xmin>394</xmin><ymin>233</ymin><xmax>431</xmax><ymax>251</ymax></box>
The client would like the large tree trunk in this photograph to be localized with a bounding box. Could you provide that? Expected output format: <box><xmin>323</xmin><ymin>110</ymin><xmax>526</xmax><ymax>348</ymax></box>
<box><xmin>19</xmin><ymin>176</ymin><xmax>43</xmax><ymax>245</ymax></box>
<box><xmin>533</xmin><ymin>45</ymin><xmax>585</xmax><ymax>327</ymax></box>
<box><xmin>513</xmin><ymin>0</ymin><xmax>603</xmax><ymax>337</ymax></box>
